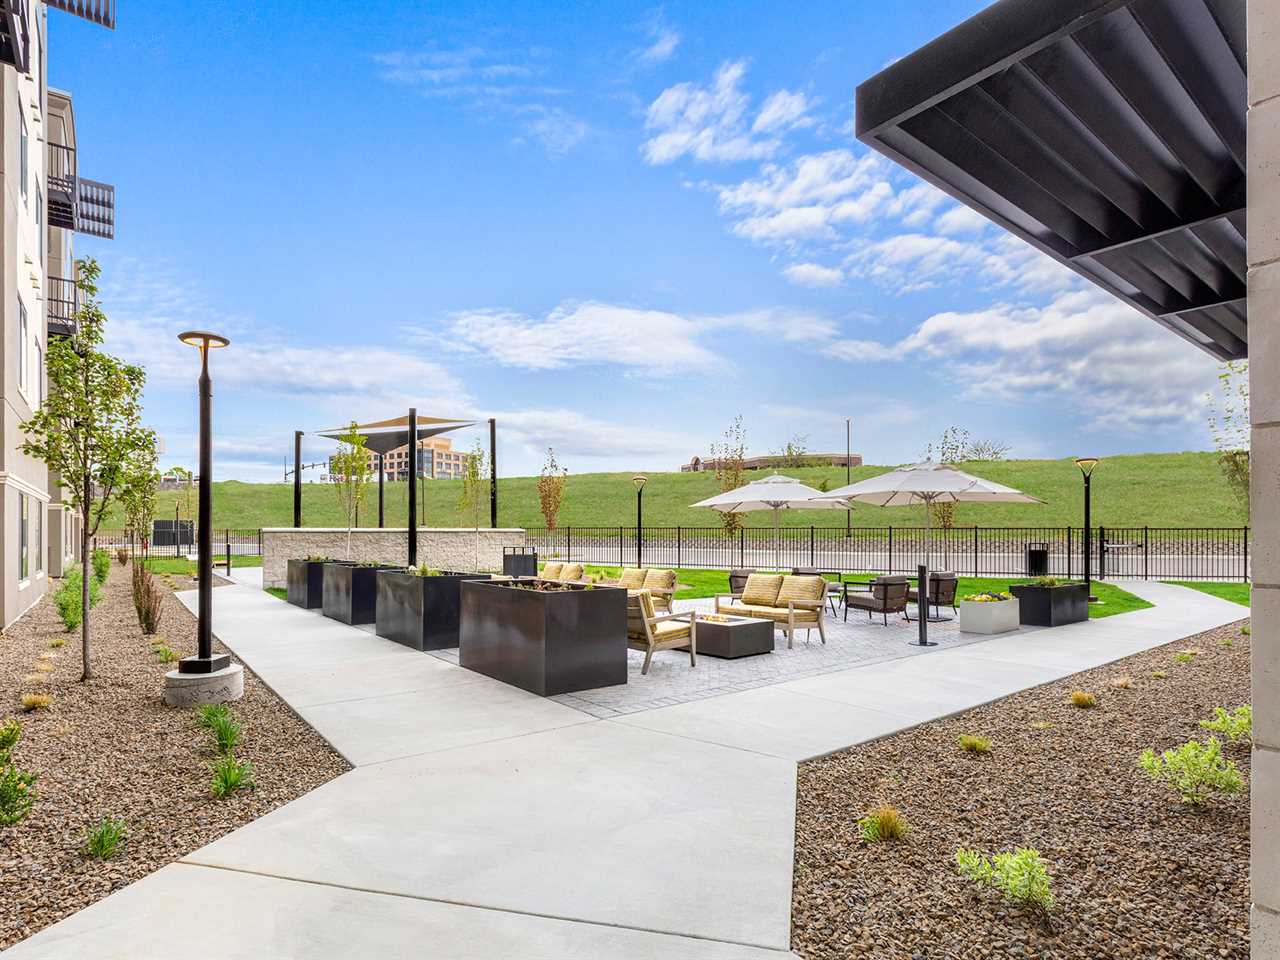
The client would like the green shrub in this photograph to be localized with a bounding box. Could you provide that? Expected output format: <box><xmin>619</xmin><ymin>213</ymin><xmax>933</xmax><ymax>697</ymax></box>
<box><xmin>83</xmin><ymin>816</ymin><xmax>127</xmax><ymax>859</ymax></box>
<box><xmin>1219</xmin><ymin>636</ymin><xmax>1234</xmax><ymax>648</ymax></box>
<box><xmin>0</xmin><ymin>760</ymin><xmax>37</xmax><ymax>826</ymax></box>
<box><xmin>152</xmin><ymin>645</ymin><xmax>179</xmax><ymax>664</ymax></box>
<box><xmin>955</xmin><ymin>847</ymin><xmax>1054</xmax><ymax>915</ymax></box>
<box><xmin>958</xmin><ymin>734</ymin><xmax>991</xmax><ymax>754</ymax></box>
<box><xmin>195</xmin><ymin>703</ymin><xmax>231</xmax><ymax>730</ymax></box>
<box><xmin>1199</xmin><ymin>705</ymin><xmax>1252</xmax><ymax>744</ymax></box>
<box><xmin>210</xmin><ymin>755</ymin><xmax>254</xmax><ymax>798</ymax></box>
<box><xmin>207</xmin><ymin>712</ymin><xmax>242</xmax><ymax>755</ymax></box>
<box><xmin>132</xmin><ymin>566</ymin><xmax>164</xmax><ymax>635</ymax></box>
<box><xmin>857</xmin><ymin>805</ymin><xmax>907</xmax><ymax>842</ymax></box>
<box><xmin>53</xmin><ymin>566</ymin><xmax>101</xmax><ymax>631</ymax></box>
<box><xmin>1069</xmin><ymin>690</ymin><xmax>1097</xmax><ymax>708</ymax></box>
<box><xmin>91</xmin><ymin>548</ymin><xmax>110</xmax><ymax>585</ymax></box>
<box><xmin>1173</xmin><ymin>652</ymin><xmax>1195</xmax><ymax>665</ymax></box>
<box><xmin>1139</xmin><ymin>738</ymin><xmax>1243</xmax><ymax>805</ymax></box>
<box><xmin>0</xmin><ymin>719</ymin><xmax>20</xmax><ymax>760</ymax></box>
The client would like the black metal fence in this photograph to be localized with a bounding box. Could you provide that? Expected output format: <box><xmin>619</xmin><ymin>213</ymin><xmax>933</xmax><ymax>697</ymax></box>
<box><xmin>93</xmin><ymin>528</ymin><xmax>263</xmax><ymax>559</ymax></box>
<box><xmin>524</xmin><ymin>525</ymin><xmax>1251</xmax><ymax>582</ymax></box>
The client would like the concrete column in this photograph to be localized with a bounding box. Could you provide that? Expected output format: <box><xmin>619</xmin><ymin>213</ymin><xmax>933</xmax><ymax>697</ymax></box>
<box><xmin>1251</xmin><ymin>2</ymin><xmax>1280</xmax><ymax>952</ymax></box>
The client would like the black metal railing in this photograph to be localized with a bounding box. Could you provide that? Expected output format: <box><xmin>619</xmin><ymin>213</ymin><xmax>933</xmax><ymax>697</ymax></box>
<box><xmin>45</xmin><ymin>143</ymin><xmax>115</xmax><ymax>239</ymax></box>
<box><xmin>523</xmin><ymin>525</ymin><xmax>1252</xmax><ymax>582</ymax></box>
<box><xmin>45</xmin><ymin>0</ymin><xmax>115</xmax><ymax>29</ymax></box>
<box><xmin>93</xmin><ymin>528</ymin><xmax>263</xmax><ymax>559</ymax></box>
<box><xmin>47</xmin><ymin>276</ymin><xmax>77</xmax><ymax>337</ymax></box>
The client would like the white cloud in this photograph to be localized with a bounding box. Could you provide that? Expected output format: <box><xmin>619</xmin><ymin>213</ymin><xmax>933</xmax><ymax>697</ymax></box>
<box><xmin>783</xmin><ymin>262</ymin><xmax>843</xmax><ymax>288</ymax></box>
<box><xmin>639</xmin><ymin>28</ymin><xmax>681</xmax><ymax>64</ymax></box>
<box><xmin>488</xmin><ymin>408</ymin><xmax>690</xmax><ymax>461</ymax></box>
<box><xmin>641</xmin><ymin>61</ymin><xmax>810</xmax><ymax>165</ymax></box>
<box><xmin>707</xmin><ymin>306</ymin><xmax>838</xmax><ymax>343</ymax></box>
<box><xmin>844</xmin><ymin>231</ymin><xmax>1079</xmax><ymax>295</ymax></box>
<box><xmin>935</xmin><ymin>204</ymin><xmax>990</xmax><ymax>235</ymax></box>
<box><xmin>517</xmin><ymin>106</ymin><xmax>588</xmax><ymax>156</ymax></box>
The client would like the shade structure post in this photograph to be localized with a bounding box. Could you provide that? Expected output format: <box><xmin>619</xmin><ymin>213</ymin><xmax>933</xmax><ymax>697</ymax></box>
<box><xmin>489</xmin><ymin>418</ymin><xmax>498</xmax><ymax>528</ymax></box>
<box><xmin>407</xmin><ymin>408</ymin><xmax>417</xmax><ymax>568</ymax></box>
<box><xmin>378</xmin><ymin>454</ymin><xmax>384</xmax><ymax>528</ymax></box>
<box><xmin>293</xmin><ymin>430</ymin><xmax>302</xmax><ymax>528</ymax></box>
<box><xmin>914</xmin><ymin>563</ymin><xmax>935</xmax><ymax>646</ymax></box>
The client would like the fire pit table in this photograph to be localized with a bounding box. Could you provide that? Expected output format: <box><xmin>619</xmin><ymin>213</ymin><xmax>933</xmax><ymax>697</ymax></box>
<box><xmin>691</xmin><ymin>613</ymin><xmax>774</xmax><ymax>659</ymax></box>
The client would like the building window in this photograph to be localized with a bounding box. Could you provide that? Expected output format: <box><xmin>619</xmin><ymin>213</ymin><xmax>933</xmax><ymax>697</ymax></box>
<box><xmin>34</xmin><ymin>504</ymin><xmax>43</xmax><ymax>575</ymax></box>
<box><xmin>19</xmin><ymin>107</ymin><xmax>27</xmax><ymax>204</ymax></box>
<box><xmin>18</xmin><ymin>494</ymin><xmax>29</xmax><ymax>582</ymax></box>
<box><xmin>17</xmin><ymin>299</ymin><xmax>28</xmax><ymax>393</ymax></box>
<box><xmin>36</xmin><ymin>188</ymin><xmax>42</xmax><ymax>264</ymax></box>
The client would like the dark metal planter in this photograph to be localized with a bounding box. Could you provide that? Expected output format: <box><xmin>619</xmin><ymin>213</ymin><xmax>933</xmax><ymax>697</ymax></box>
<box><xmin>1009</xmin><ymin>582</ymin><xmax>1089</xmax><ymax>627</ymax></box>
<box><xmin>375</xmin><ymin>570</ymin><xmax>491</xmax><ymax>650</ymax></box>
<box><xmin>322</xmin><ymin>563</ymin><xmax>393</xmax><ymax>625</ymax></box>
<box><xmin>286</xmin><ymin>559</ymin><xmax>328</xmax><ymax>609</ymax></box>
<box><xmin>459</xmin><ymin>579</ymin><xmax>627</xmax><ymax>696</ymax></box>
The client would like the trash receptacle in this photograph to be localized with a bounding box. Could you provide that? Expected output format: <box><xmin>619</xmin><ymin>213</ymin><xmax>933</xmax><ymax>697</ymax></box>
<box><xmin>1025</xmin><ymin>541</ymin><xmax>1049</xmax><ymax>577</ymax></box>
<box><xmin>503</xmin><ymin>546</ymin><xmax>538</xmax><ymax>577</ymax></box>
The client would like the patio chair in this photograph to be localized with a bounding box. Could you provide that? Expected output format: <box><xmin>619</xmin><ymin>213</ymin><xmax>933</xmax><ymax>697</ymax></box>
<box><xmin>626</xmin><ymin>589</ymin><xmax>696</xmax><ymax>675</ymax></box>
<box><xmin>615</xmin><ymin>567</ymin><xmax>648</xmax><ymax>589</ymax></box>
<box><xmin>557</xmin><ymin>563</ymin><xmax>585</xmax><ymax>582</ymax></box>
<box><xmin>641</xmin><ymin>568</ymin><xmax>678</xmax><ymax>613</ymax></box>
<box><xmin>844</xmin><ymin>576</ymin><xmax>910</xmax><ymax>625</ymax></box>
<box><xmin>728</xmin><ymin>568</ymin><xmax>756</xmax><ymax>594</ymax></box>
<box><xmin>907</xmin><ymin>571</ymin><xmax>959</xmax><ymax>620</ymax></box>
<box><xmin>792</xmin><ymin>567</ymin><xmax>840</xmax><ymax>615</ymax></box>
<box><xmin>540</xmin><ymin>562</ymin><xmax>564</xmax><ymax>579</ymax></box>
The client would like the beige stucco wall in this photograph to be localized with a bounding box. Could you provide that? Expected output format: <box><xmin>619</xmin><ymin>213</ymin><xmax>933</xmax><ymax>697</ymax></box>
<box><xmin>1252</xmin><ymin>1</ymin><xmax>1280</xmax><ymax>952</ymax></box>
<box><xmin>262</xmin><ymin>527</ymin><xmax>527</xmax><ymax>588</ymax></box>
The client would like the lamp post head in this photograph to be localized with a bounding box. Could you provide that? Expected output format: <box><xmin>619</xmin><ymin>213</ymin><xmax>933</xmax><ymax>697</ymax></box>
<box><xmin>1074</xmin><ymin>457</ymin><xmax>1099</xmax><ymax>478</ymax></box>
<box><xmin>632</xmin><ymin>474</ymin><xmax>647</xmax><ymax>492</ymax></box>
<box><xmin>177</xmin><ymin>331</ymin><xmax>230</xmax><ymax>351</ymax></box>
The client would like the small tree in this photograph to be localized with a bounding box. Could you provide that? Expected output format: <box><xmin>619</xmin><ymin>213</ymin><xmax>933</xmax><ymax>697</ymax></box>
<box><xmin>458</xmin><ymin>440</ymin><xmax>488</xmax><ymax>570</ymax></box>
<box><xmin>1207</xmin><ymin>360</ymin><xmax>1249</xmax><ymax>519</ymax></box>
<box><xmin>923</xmin><ymin>426</ymin><xmax>1010</xmax><ymax>528</ymax></box>
<box><xmin>770</xmin><ymin>433</ymin><xmax>810</xmax><ymax>469</ymax></box>
<box><xmin>169</xmin><ymin>466</ymin><xmax>194</xmax><ymax>523</ymax></box>
<box><xmin>20</xmin><ymin>258</ymin><xmax>154</xmax><ymax>681</ymax></box>
<box><xmin>118</xmin><ymin>443</ymin><xmax>159</xmax><ymax>557</ymax></box>
<box><xmin>537</xmin><ymin>447</ymin><xmax>567</xmax><ymax>531</ymax></box>
<box><xmin>330</xmin><ymin>423</ymin><xmax>371</xmax><ymax>559</ymax></box>
<box><xmin>711</xmin><ymin>415</ymin><xmax>747</xmax><ymax>535</ymax></box>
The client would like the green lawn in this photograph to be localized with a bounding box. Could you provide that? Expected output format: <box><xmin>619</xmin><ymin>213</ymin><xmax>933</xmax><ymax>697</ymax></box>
<box><xmin>133</xmin><ymin>451</ymin><xmax>1244</xmax><ymax>530</ymax></box>
<box><xmin>580</xmin><ymin>565</ymin><xmax>1150</xmax><ymax>619</ymax></box>
<box><xmin>265</xmin><ymin>586</ymin><xmax>287</xmax><ymax>601</ymax></box>
<box><xmin>1162</xmin><ymin>580</ymin><xmax>1251</xmax><ymax>606</ymax></box>
<box><xmin>142</xmin><ymin>555</ymin><xmax>263</xmax><ymax>576</ymax></box>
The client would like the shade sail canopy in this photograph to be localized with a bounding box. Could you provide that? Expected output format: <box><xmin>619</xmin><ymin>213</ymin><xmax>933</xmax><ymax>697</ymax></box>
<box><xmin>691</xmin><ymin>473</ymin><xmax>850</xmax><ymax>513</ymax></box>
<box><xmin>316</xmin><ymin>415</ymin><xmax>474</xmax><ymax>456</ymax></box>
<box><xmin>856</xmin><ymin>0</ymin><xmax>1247</xmax><ymax>360</ymax></box>
<box><xmin>816</xmin><ymin>461</ymin><xmax>1043</xmax><ymax>507</ymax></box>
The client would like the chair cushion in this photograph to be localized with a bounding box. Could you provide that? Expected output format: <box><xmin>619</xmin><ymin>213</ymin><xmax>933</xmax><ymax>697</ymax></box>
<box><xmin>541</xmin><ymin>562</ymin><xmax>563</xmax><ymax>579</ymax></box>
<box><xmin>559</xmin><ymin>563</ymin><xmax>584</xmax><ymax>581</ymax></box>
<box><xmin>777</xmin><ymin>575</ymin><xmax>826</xmax><ymax>606</ymax></box>
<box><xmin>642</xmin><ymin>568</ymin><xmax>677</xmax><ymax>593</ymax></box>
<box><xmin>626</xmin><ymin>589</ymin><xmax>658</xmax><ymax>640</ymax></box>
<box><xmin>617</xmin><ymin>568</ymin><xmax>648</xmax><ymax>589</ymax></box>
<box><xmin>652</xmin><ymin>620</ymin><xmax>691</xmax><ymax>642</ymax></box>
<box><xmin>740</xmin><ymin>573</ymin><xmax>783</xmax><ymax>607</ymax></box>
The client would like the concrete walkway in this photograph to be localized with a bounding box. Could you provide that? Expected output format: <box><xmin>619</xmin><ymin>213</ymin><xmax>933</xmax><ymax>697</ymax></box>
<box><xmin>4</xmin><ymin>580</ymin><xmax>1246</xmax><ymax>958</ymax></box>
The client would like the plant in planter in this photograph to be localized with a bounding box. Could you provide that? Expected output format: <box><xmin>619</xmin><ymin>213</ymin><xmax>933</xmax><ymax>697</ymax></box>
<box><xmin>459</xmin><ymin>578</ymin><xmax>627</xmax><ymax>696</ymax></box>
<box><xmin>1008</xmin><ymin>577</ymin><xmax>1088</xmax><ymax>627</ymax></box>
<box><xmin>375</xmin><ymin>566</ymin><xmax>492</xmax><ymax>651</ymax></box>
<box><xmin>958</xmin><ymin>590</ymin><xmax>1019</xmax><ymax>635</ymax></box>
<box><xmin>286</xmin><ymin>556</ymin><xmax>336</xmax><ymax>609</ymax></box>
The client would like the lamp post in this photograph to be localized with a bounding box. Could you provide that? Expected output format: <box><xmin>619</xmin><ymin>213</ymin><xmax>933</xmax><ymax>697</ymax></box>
<box><xmin>177</xmin><ymin>331</ymin><xmax>231</xmax><ymax>675</ymax></box>
<box><xmin>633</xmin><ymin>475</ymin><xmax>647</xmax><ymax>567</ymax></box>
<box><xmin>1075</xmin><ymin>457</ymin><xmax>1099</xmax><ymax>602</ymax></box>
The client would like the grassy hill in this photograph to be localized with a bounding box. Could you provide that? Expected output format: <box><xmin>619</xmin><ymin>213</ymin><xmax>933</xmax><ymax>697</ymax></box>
<box><xmin>135</xmin><ymin>451</ymin><xmax>1246</xmax><ymax>531</ymax></box>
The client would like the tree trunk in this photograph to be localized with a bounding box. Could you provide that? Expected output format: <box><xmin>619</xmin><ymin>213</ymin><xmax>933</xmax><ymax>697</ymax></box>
<box><xmin>80</xmin><ymin>493</ymin><xmax>91</xmax><ymax>681</ymax></box>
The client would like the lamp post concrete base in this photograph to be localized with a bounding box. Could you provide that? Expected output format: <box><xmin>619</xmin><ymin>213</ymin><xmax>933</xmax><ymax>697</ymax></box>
<box><xmin>162</xmin><ymin>662</ymin><xmax>244</xmax><ymax>708</ymax></box>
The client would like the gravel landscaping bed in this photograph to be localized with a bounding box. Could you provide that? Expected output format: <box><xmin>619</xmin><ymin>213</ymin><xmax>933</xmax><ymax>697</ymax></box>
<box><xmin>793</xmin><ymin>619</ymin><xmax>1251</xmax><ymax>959</ymax></box>
<box><xmin>0</xmin><ymin>563</ymin><xmax>349</xmax><ymax>949</ymax></box>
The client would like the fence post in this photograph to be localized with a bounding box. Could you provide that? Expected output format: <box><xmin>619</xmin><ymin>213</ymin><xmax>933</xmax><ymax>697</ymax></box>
<box><xmin>888</xmin><ymin>526</ymin><xmax>893</xmax><ymax>574</ymax></box>
<box><xmin>739</xmin><ymin>526</ymin><xmax>745</xmax><ymax>567</ymax></box>
<box><xmin>677</xmin><ymin>527</ymin><xmax>682</xmax><ymax>569</ymax></box>
<box><xmin>1143</xmin><ymin>526</ymin><xmax>1149</xmax><ymax>580</ymax></box>
<box><xmin>619</xmin><ymin>526</ymin><xmax>624</xmax><ymax>567</ymax></box>
<box><xmin>1098</xmin><ymin>525</ymin><xmax>1106</xmax><ymax>580</ymax></box>
<box><xmin>1245</xmin><ymin>526</ymin><xmax>1250</xmax><ymax>583</ymax></box>
<box><xmin>567</xmin><ymin>527</ymin><xmax>572</xmax><ymax>563</ymax></box>
<box><xmin>973</xmin><ymin>526</ymin><xmax>979</xmax><ymax>577</ymax></box>
<box><xmin>258</xmin><ymin>529</ymin><xmax>262</xmax><ymax>556</ymax></box>
<box><xmin>1066</xmin><ymin>527</ymin><xmax>1072</xmax><ymax>580</ymax></box>
<box><xmin>809</xmin><ymin>525</ymin><xmax>815</xmax><ymax>566</ymax></box>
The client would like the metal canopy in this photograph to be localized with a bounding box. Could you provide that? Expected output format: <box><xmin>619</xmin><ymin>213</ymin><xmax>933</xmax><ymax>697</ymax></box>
<box><xmin>856</xmin><ymin>0</ymin><xmax>1247</xmax><ymax>360</ymax></box>
<box><xmin>316</xmin><ymin>415</ymin><xmax>473</xmax><ymax>456</ymax></box>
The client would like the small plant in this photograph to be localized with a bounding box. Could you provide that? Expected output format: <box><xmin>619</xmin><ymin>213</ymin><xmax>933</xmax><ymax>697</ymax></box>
<box><xmin>1218</xmin><ymin>636</ymin><xmax>1233</xmax><ymax>648</ymax></box>
<box><xmin>1110</xmin><ymin>676</ymin><xmax>1132</xmax><ymax>689</ymax></box>
<box><xmin>962</xmin><ymin>591</ymin><xmax>1011</xmax><ymax>603</ymax></box>
<box><xmin>49</xmin><ymin>638</ymin><xmax>65</xmax><ymax>649</ymax></box>
<box><xmin>132</xmin><ymin>566</ymin><xmax>165</xmax><ymax>635</ymax></box>
<box><xmin>1029</xmin><ymin>720</ymin><xmax>1053</xmax><ymax>730</ymax></box>
<box><xmin>955</xmin><ymin>847</ymin><xmax>1055</xmax><ymax>917</ymax></box>
<box><xmin>1173</xmin><ymin>652</ymin><xmax>1195</xmax><ymax>665</ymax></box>
<box><xmin>207</xmin><ymin>711</ymin><xmax>242</xmax><ymax>755</ymax></box>
<box><xmin>153</xmin><ymin>645</ymin><xmax>179</xmax><ymax>664</ymax></box>
<box><xmin>91</xmin><ymin>548</ymin><xmax>111</xmax><ymax>585</ymax></box>
<box><xmin>20</xmin><ymin>674</ymin><xmax>45</xmax><ymax>686</ymax></box>
<box><xmin>857</xmin><ymin>804</ymin><xmax>908</xmax><ymax>842</ymax></box>
<box><xmin>0</xmin><ymin>760</ymin><xmax>37</xmax><ymax>825</ymax></box>
<box><xmin>115</xmin><ymin>547</ymin><xmax>129</xmax><ymax>566</ymax></box>
<box><xmin>54</xmin><ymin>566</ymin><xmax>101</xmax><ymax>631</ymax></box>
<box><xmin>33</xmin><ymin>660</ymin><xmax>55</xmax><ymax>675</ymax></box>
<box><xmin>1139</xmin><ymin>737</ymin><xmax>1243</xmax><ymax>805</ymax></box>
<box><xmin>1199</xmin><ymin>705</ymin><xmax>1252</xmax><ymax>744</ymax></box>
<box><xmin>195</xmin><ymin>703</ymin><xmax>232</xmax><ymax>729</ymax></box>
<box><xmin>0</xmin><ymin>719</ymin><xmax>20</xmax><ymax>759</ymax></box>
<box><xmin>1241</xmin><ymin>625</ymin><xmax>1251</xmax><ymax>636</ymax></box>
<box><xmin>1069</xmin><ymin>690</ymin><xmax>1096</xmax><ymax>708</ymax></box>
<box><xmin>210</xmin><ymin>755</ymin><xmax>254</xmax><ymax>798</ymax></box>
<box><xmin>408</xmin><ymin>564</ymin><xmax>443</xmax><ymax>577</ymax></box>
<box><xmin>1029</xmin><ymin>576</ymin><xmax>1061</xmax><ymax>587</ymax></box>
<box><xmin>1152</xmin><ymin>670</ymin><xmax>1167</xmax><ymax>679</ymax></box>
<box><xmin>20</xmin><ymin>693</ymin><xmax>51</xmax><ymax>712</ymax></box>
<box><xmin>958</xmin><ymin>734</ymin><xmax>991</xmax><ymax>754</ymax></box>
<box><xmin>83</xmin><ymin>816</ymin><xmax>128</xmax><ymax>859</ymax></box>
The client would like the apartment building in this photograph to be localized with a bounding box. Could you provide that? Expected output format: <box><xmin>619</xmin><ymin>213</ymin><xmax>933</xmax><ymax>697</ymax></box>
<box><xmin>330</xmin><ymin>436</ymin><xmax>471</xmax><ymax>482</ymax></box>
<box><xmin>0</xmin><ymin>0</ymin><xmax>115</xmax><ymax>628</ymax></box>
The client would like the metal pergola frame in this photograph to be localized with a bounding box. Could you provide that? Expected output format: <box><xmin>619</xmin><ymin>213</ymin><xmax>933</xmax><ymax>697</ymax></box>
<box><xmin>856</xmin><ymin>0</ymin><xmax>1247</xmax><ymax>360</ymax></box>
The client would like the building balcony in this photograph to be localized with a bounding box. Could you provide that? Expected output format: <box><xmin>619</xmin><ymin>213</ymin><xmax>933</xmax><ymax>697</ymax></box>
<box><xmin>45</xmin><ymin>0</ymin><xmax>115</xmax><ymax>29</ymax></box>
<box><xmin>47</xmin><ymin>143</ymin><xmax>115</xmax><ymax>239</ymax></box>
<box><xmin>0</xmin><ymin>0</ymin><xmax>29</xmax><ymax>72</ymax></box>
<box><xmin>47</xmin><ymin>276</ymin><xmax>78</xmax><ymax>338</ymax></box>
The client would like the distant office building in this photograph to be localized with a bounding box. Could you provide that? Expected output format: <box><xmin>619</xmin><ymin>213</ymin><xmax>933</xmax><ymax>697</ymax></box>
<box><xmin>681</xmin><ymin>453</ymin><xmax>862</xmax><ymax>473</ymax></box>
<box><xmin>329</xmin><ymin>436</ymin><xmax>470</xmax><ymax>482</ymax></box>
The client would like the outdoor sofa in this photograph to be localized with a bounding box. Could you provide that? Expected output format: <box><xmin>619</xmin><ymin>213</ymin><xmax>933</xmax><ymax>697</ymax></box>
<box><xmin>626</xmin><ymin>588</ymin><xmax>697</xmax><ymax>675</ymax></box>
<box><xmin>715</xmin><ymin>573</ymin><xmax>828</xmax><ymax>648</ymax></box>
<box><xmin>539</xmin><ymin>562</ymin><xmax>585</xmax><ymax>582</ymax></box>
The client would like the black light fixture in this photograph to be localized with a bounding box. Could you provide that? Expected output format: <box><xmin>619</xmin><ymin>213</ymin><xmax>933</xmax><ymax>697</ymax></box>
<box><xmin>1075</xmin><ymin>457</ymin><xmax>1100</xmax><ymax>602</ymax></box>
<box><xmin>633</xmin><ymin>475</ymin><xmax>647</xmax><ymax>567</ymax></box>
<box><xmin>177</xmin><ymin>330</ymin><xmax>230</xmax><ymax>674</ymax></box>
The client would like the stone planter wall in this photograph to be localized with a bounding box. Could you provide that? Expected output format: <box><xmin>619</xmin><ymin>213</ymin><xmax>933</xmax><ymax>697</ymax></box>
<box><xmin>262</xmin><ymin>527</ymin><xmax>527</xmax><ymax>588</ymax></box>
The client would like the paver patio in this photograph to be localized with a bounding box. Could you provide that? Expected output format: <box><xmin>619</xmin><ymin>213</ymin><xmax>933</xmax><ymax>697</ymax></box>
<box><xmin>2</xmin><ymin>577</ymin><xmax>1246</xmax><ymax>958</ymax></box>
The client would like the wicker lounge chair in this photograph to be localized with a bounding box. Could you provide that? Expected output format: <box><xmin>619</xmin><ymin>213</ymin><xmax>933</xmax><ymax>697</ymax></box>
<box><xmin>626</xmin><ymin>589</ymin><xmax>696</xmax><ymax>675</ymax></box>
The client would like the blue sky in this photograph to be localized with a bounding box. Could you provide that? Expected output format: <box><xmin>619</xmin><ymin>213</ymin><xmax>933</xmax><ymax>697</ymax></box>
<box><xmin>51</xmin><ymin>0</ymin><xmax>1224</xmax><ymax>481</ymax></box>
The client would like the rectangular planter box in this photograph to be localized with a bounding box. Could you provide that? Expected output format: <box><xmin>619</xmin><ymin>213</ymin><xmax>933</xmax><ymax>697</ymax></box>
<box><xmin>1009</xmin><ymin>582</ymin><xmax>1089</xmax><ymax>627</ymax></box>
<box><xmin>459</xmin><ymin>580</ymin><xmax>627</xmax><ymax>696</ymax></box>
<box><xmin>287</xmin><ymin>559</ymin><xmax>329</xmax><ymax>609</ymax></box>
<box><xmin>958</xmin><ymin>598</ymin><xmax>1020</xmax><ymax>635</ymax></box>
<box><xmin>375</xmin><ymin>570</ymin><xmax>491</xmax><ymax>651</ymax></box>
<box><xmin>322</xmin><ymin>563</ymin><xmax>393</xmax><ymax>625</ymax></box>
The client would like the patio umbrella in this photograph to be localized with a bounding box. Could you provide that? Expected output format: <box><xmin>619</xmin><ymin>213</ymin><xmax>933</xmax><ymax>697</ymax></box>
<box><xmin>691</xmin><ymin>473</ymin><xmax>848</xmax><ymax>570</ymax></box>
<box><xmin>812</xmin><ymin>460</ymin><xmax>1043</xmax><ymax>566</ymax></box>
